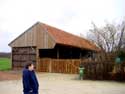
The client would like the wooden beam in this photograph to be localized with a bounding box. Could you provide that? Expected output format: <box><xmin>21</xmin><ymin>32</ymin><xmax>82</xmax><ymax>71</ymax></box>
<box><xmin>57</xmin><ymin>48</ymin><xmax>59</xmax><ymax>59</ymax></box>
<box><xmin>11</xmin><ymin>48</ymin><xmax>13</xmax><ymax>70</ymax></box>
<box><xmin>36</xmin><ymin>48</ymin><xmax>39</xmax><ymax>71</ymax></box>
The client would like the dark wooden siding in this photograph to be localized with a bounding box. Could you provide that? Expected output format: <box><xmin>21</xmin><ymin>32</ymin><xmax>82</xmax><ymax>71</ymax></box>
<box><xmin>12</xmin><ymin>47</ymin><xmax>36</xmax><ymax>69</ymax></box>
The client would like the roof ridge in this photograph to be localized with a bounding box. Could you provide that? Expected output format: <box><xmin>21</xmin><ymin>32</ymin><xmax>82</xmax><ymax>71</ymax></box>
<box><xmin>39</xmin><ymin>22</ymin><xmax>89</xmax><ymax>41</ymax></box>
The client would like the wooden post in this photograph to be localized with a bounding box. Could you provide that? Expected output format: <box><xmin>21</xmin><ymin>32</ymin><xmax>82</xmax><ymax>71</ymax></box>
<box><xmin>11</xmin><ymin>48</ymin><xmax>13</xmax><ymax>70</ymax></box>
<box><xmin>36</xmin><ymin>48</ymin><xmax>39</xmax><ymax>71</ymax></box>
<box><xmin>57</xmin><ymin>48</ymin><xmax>59</xmax><ymax>59</ymax></box>
<box><xmin>49</xmin><ymin>59</ymin><xmax>52</xmax><ymax>73</ymax></box>
<box><xmin>80</xmin><ymin>50</ymin><xmax>82</xmax><ymax>64</ymax></box>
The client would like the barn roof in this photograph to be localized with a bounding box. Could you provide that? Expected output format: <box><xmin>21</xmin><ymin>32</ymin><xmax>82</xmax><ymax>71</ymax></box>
<box><xmin>9</xmin><ymin>22</ymin><xmax>99</xmax><ymax>51</ymax></box>
<box><xmin>40</xmin><ymin>23</ymin><xmax>99</xmax><ymax>51</ymax></box>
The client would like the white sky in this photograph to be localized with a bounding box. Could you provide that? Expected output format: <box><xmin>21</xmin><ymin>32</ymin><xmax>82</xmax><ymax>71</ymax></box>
<box><xmin>0</xmin><ymin>0</ymin><xmax>124</xmax><ymax>52</ymax></box>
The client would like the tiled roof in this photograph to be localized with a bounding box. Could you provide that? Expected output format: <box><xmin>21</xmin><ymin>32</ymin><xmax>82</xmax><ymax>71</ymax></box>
<box><xmin>41</xmin><ymin>23</ymin><xmax>99</xmax><ymax>51</ymax></box>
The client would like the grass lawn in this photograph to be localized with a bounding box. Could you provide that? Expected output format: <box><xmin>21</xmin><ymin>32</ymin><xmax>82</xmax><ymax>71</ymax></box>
<box><xmin>0</xmin><ymin>58</ymin><xmax>11</xmax><ymax>71</ymax></box>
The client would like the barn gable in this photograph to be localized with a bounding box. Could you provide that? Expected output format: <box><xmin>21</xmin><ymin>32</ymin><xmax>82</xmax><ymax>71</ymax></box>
<box><xmin>9</xmin><ymin>22</ymin><xmax>56</xmax><ymax>49</ymax></box>
<box><xmin>9</xmin><ymin>23</ymin><xmax>38</xmax><ymax>47</ymax></box>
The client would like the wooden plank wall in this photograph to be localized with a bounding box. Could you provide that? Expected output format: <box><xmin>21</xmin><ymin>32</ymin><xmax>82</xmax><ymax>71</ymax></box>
<box><xmin>9</xmin><ymin>23</ymin><xmax>56</xmax><ymax>49</ymax></box>
<box><xmin>12</xmin><ymin>47</ymin><xmax>36</xmax><ymax>69</ymax></box>
<box><xmin>38</xmin><ymin>58</ymin><xmax>80</xmax><ymax>74</ymax></box>
<box><xmin>37</xmin><ymin>58</ymin><xmax>50</xmax><ymax>72</ymax></box>
<box><xmin>36</xmin><ymin>24</ymin><xmax>56</xmax><ymax>49</ymax></box>
<box><xmin>51</xmin><ymin>59</ymin><xmax>80</xmax><ymax>74</ymax></box>
<box><xmin>10</xmin><ymin>25</ymin><xmax>37</xmax><ymax>47</ymax></box>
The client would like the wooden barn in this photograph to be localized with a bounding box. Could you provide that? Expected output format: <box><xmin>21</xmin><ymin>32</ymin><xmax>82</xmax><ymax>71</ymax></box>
<box><xmin>9</xmin><ymin>22</ymin><xmax>99</xmax><ymax>74</ymax></box>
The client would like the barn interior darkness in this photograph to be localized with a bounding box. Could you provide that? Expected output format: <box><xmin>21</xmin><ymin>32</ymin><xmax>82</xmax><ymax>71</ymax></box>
<box><xmin>39</xmin><ymin>44</ymin><xmax>92</xmax><ymax>59</ymax></box>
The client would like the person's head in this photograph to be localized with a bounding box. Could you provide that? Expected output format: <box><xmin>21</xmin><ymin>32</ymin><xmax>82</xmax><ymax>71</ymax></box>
<box><xmin>25</xmin><ymin>62</ymin><xmax>34</xmax><ymax>71</ymax></box>
<box><xmin>79</xmin><ymin>64</ymin><xmax>83</xmax><ymax>68</ymax></box>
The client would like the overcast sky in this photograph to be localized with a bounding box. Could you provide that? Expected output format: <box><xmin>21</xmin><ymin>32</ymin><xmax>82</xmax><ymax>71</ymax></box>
<box><xmin>0</xmin><ymin>0</ymin><xmax>124</xmax><ymax>52</ymax></box>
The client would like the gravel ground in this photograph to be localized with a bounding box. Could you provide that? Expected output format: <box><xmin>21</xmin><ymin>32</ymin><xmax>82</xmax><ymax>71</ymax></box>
<box><xmin>0</xmin><ymin>72</ymin><xmax>125</xmax><ymax>94</ymax></box>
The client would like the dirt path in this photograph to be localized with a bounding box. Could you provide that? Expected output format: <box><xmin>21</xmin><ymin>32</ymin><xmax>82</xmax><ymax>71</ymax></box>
<box><xmin>0</xmin><ymin>72</ymin><xmax>125</xmax><ymax>94</ymax></box>
<box><xmin>0</xmin><ymin>71</ymin><xmax>21</xmax><ymax>81</ymax></box>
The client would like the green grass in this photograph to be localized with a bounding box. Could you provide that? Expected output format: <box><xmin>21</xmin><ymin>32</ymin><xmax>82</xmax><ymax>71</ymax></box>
<box><xmin>0</xmin><ymin>58</ymin><xmax>11</xmax><ymax>71</ymax></box>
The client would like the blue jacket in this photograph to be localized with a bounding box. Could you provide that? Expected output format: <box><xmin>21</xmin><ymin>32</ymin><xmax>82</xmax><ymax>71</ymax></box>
<box><xmin>22</xmin><ymin>69</ymin><xmax>39</xmax><ymax>94</ymax></box>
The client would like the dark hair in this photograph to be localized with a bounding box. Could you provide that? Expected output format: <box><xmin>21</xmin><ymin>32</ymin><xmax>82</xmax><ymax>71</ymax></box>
<box><xmin>79</xmin><ymin>64</ymin><xmax>83</xmax><ymax>68</ymax></box>
<box><xmin>25</xmin><ymin>62</ymin><xmax>33</xmax><ymax>69</ymax></box>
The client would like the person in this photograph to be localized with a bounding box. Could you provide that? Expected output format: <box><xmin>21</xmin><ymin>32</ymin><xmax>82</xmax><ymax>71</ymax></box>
<box><xmin>22</xmin><ymin>62</ymin><xmax>39</xmax><ymax>94</ymax></box>
<box><xmin>79</xmin><ymin>64</ymin><xmax>84</xmax><ymax>80</ymax></box>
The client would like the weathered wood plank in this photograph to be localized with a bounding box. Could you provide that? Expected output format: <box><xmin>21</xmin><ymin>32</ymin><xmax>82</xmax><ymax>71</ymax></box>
<box><xmin>12</xmin><ymin>47</ymin><xmax>36</xmax><ymax>69</ymax></box>
<box><xmin>38</xmin><ymin>59</ymin><xmax>80</xmax><ymax>74</ymax></box>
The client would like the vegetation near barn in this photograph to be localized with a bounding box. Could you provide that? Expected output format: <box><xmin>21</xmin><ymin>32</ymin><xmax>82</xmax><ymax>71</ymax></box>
<box><xmin>84</xmin><ymin>19</ymin><xmax>125</xmax><ymax>81</ymax></box>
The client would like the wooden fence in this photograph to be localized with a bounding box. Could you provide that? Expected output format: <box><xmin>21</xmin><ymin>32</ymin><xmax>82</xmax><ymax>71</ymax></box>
<box><xmin>38</xmin><ymin>58</ymin><xmax>125</xmax><ymax>81</ymax></box>
<box><xmin>38</xmin><ymin>58</ymin><xmax>80</xmax><ymax>74</ymax></box>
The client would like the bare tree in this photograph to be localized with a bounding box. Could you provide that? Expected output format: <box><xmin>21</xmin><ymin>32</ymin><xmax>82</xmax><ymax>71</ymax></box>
<box><xmin>87</xmin><ymin>19</ymin><xmax>125</xmax><ymax>61</ymax></box>
<box><xmin>117</xmin><ymin>20</ymin><xmax>125</xmax><ymax>51</ymax></box>
<box><xmin>88</xmin><ymin>20</ymin><xmax>125</xmax><ymax>52</ymax></box>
